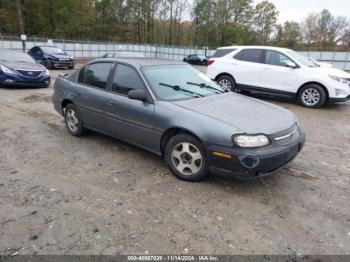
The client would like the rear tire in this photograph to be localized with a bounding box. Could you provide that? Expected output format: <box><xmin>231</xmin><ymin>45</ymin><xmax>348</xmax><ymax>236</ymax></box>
<box><xmin>217</xmin><ymin>75</ymin><xmax>237</xmax><ymax>92</ymax></box>
<box><xmin>64</xmin><ymin>104</ymin><xmax>84</xmax><ymax>136</ymax></box>
<box><xmin>165</xmin><ymin>134</ymin><xmax>208</xmax><ymax>182</ymax></box>
<box><xmin>298</xmin><ymin>84</ymin><xmax>326</xmax><ymax>108</ymax></box>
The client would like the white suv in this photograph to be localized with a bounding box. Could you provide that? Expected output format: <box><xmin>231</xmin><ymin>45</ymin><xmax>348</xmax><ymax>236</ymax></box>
<box><xmin>207</xmin><ymin>46</ymin><xmax>350</xmax><ymax>108</ymax></box>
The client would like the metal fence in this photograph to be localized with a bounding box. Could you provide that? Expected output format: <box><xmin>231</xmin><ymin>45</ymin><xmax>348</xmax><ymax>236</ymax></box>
<box><xmin>1</xmin><ymin>36</ymin><xmax>350</xmax><ymax>70</ymax></box>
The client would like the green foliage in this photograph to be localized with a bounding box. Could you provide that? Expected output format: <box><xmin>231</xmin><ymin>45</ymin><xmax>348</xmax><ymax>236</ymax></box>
<box><xmin>0</xmin><ymin>0</ymin><xmax>349</xmax><ymax>49</ymax></box>
<box><xmin>253</xmin><ymin>0</ymin><xmax>279</xmax><ymax>44</ymax></box>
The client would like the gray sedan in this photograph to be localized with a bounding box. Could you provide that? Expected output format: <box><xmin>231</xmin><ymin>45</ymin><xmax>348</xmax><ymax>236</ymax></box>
<box><xmin>52</xmin><ymin>58</ymin><xmax>305</xmax><ymax>181</ymax></box>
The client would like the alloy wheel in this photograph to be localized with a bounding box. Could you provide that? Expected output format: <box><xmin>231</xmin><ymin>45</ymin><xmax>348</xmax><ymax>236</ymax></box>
<box><xmin>301</xmin><ymin>88</ymin><xmax>321</xmax><ymax>106</ymax></box>
<box><xmin>218</xmin><ymin>78</ymin><xmax>232</xmax><ymax>91</ymax></box>
<box><xmin>171</xmin><ymin>142</ymin><xmax>203</xmax><ymax>176</ymax></box>
<box><xmin>66</xmin><ymin>109</ymin><xmax>79</xmax><ymax>133</ymax></box>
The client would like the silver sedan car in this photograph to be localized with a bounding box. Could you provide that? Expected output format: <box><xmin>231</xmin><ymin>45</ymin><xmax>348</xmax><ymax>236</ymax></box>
<box><xmin>53</xmin><ymin>58</ymin><xmax>305</xmax><ymax>182</ymax></box>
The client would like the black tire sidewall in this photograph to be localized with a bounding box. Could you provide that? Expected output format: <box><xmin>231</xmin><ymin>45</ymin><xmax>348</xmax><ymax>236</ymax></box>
<box><xmin>217</xmin><ymin>75</ymin><xmax>236</xmax><ymax>92</ymax></box>
<box><xmin>298</xmin><ymin>84</ymin><xmax>326</xmax><ymax>108</ymax></box>
<box><xmin>165</xmin><ymin>134</ymin><xmax>209</xmax><ymax>182</ymax></box>
<box><xmin>64</xmin><ymin>104</ymin><xmax>84</xmax><ymax>136</ymax></box>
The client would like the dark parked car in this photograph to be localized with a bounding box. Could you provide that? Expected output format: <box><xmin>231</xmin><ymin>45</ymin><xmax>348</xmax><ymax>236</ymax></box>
<box><xmin>28</xmin><ymin>46</ymin><xmax>74</xmax><ymax>69</ymax></box>
<box><xmin>53</xmin><ymin>58</ymin><xmax>305</xmax><ymax>182</ymax></box>
<box><xmin>183</xmin><ymin>54</ymin><xmax>208</xmax><ymax>65</ymax></box>
<box><xmin>0</xmin><ymin>49</ymin><xmax>50</xmax><ymax>88</ymax></box>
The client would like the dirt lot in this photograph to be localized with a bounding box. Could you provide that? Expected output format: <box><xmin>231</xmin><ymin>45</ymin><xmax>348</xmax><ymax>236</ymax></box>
<box><xmin>0</xmin><ymin>66</ymin><xmax>350</xmax><ymax>255</ymax></box>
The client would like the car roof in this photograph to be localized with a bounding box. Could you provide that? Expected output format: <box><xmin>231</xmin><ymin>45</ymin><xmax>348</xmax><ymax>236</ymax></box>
<box><xmin>34</xmin><ymin>45</ymin><xmax>60</xmax><ymax>49</ymax></box>
<box><xmin>90</xmin><ymin>58</ymin><xmax>186</xmax><ymax>68</ymax></box>
<box><xmin>217</xmin><ymin>45</ymin><xmax>291</xmax><ymax>52</ymax></box>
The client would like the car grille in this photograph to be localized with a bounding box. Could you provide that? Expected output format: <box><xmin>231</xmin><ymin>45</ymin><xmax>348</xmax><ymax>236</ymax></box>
<box><xmin>271</xmin><ymin>124</ymin><xmax>299</xmax><ymax>145</ymax></box>
<box><xmin>15</xmin><ymin>69</ymin><xmax>43</xmax><ymax>77</ymax></box>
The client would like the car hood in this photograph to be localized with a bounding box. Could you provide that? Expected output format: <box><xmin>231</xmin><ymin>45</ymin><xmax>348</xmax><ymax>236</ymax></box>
<box><xmin>308</xmin><ymin>66</ymin><xmax>350</xmax><ymax>78</ymax></box>
<box><xmin>171</xmin><ymin>93</ymin><xmax>296</xmax><ymax>135</ymax></box>
<box><xmin>1</xmin><ymin>60</ymin><xmax>45</xmax><ymax>71</ymax></box>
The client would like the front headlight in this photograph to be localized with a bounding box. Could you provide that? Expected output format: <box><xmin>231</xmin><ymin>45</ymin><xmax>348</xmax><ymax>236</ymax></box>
<box><xmin>42</xmin><ymin>69</ymin><xmax>50</xmax><ymax>76</ymax></box>
<box><xmin>233</xmin><ymin>134</ymin><xmax>270</xmax><ymax>148</ymax></box>
<box><xmin>0</xmin><ymin>65</ymin><xmax>17</xmax><ymax>75</ymax></box>
<box><xmin>329</xmin><ymin>75</ymin><xmax>350</xmax><ymax>85</ymax></box>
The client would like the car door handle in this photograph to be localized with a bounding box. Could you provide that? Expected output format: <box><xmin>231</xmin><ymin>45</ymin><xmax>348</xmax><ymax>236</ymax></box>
<box><xmin>109</xmin><ymin>101</ymin><xmax>117</xmax><ymax>106</ymax></box>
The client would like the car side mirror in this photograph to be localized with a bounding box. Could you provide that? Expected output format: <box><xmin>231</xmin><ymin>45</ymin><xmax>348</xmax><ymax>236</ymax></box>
<box><xmin>128</xmin><ymin>89</ymin><xmax>147</xmax><ymax>101</ymax></box>
<box><xmin>286</xmin><ymin>62</ymin><xmax>297</xmax><ymax>69</ymax></box>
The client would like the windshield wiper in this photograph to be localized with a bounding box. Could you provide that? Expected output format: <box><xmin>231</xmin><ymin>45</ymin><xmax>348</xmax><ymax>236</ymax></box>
<box><xmin>159</xmin><ymin>83</ymin><xmax>204</xmax><ymax>98</ymax></box>
<box><xmin>186</xmin><ymin>82</ymin><xmax>225</xmax><ymax>94</ymax></box>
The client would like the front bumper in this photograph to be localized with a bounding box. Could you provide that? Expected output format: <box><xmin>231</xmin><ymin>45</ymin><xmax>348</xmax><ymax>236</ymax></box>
<box><xmin>328</xmin><ymin>95</ymin><xmax>350</xmax><ymax>103</ymax></box>
<box><xmin>0</xmin><ymin>74</ymin><xmax>50</xmax><ymax>87</ymax></box>
<box><xmin>51</xmin><ymin>60</ymin><xmax>74</xmax><ymax>68</ymax></box>
<box><xmin>207</xmin><ymin>128</ymin><xmax>306</xmax><ymax>180</ymax></box>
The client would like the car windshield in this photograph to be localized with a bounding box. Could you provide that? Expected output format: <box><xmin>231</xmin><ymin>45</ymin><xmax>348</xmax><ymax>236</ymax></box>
<box><xmin>143</xmin><ymin>65</ymin><xmax>227</xmax><ymax>101</ymax></box>
<box><xmin>41</xmin><ymin>46</ymin><xmax>65</xmax><ymax>54</ymax></box>
<box><xmin>286</xmin><ymin>50</ymin><xmax>317</xmax><ymax>67</ymax></box>
<box><xmin>0</xmin><ymin>51</ymin><xmax>35</xmax><ymax>63</ymax></box>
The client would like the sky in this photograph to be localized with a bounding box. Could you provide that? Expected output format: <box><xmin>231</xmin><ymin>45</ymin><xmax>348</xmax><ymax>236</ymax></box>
<box><xmin>253</xmin><ymin>0</ymin><xmax>350</xmax><ymax>23</ymax></box>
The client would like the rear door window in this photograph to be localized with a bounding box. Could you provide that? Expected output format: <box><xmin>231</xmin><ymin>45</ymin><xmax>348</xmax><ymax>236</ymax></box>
<box><xmin>212</xmin><ymin>49</ymin><xmax>236</xmax><ymax>58</ymax></box>
<box><xmin>83</xmin><ymin>62</ymin><xmax>113</xmax><ymax>89</ymax></box>
<box><xmin>234</xmin><ymin>49</ymin><xmax>264</xmax><ymax>63</ymax></box>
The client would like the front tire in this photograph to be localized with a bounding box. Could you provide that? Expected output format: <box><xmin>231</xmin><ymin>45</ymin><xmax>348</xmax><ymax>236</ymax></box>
<box><xmin>45</xmin><ymin>60</ymin><xmax>53</xmax><ymax>69</ymax></box>
<box><xmin>165</xmin><ymin>134</ymin><xmax>208</xmax><ymax>182</ymax></box>
<box><xmin>64</xmin><ymin>104</ymin><xmax>84</xmax><ymax>136</ymax></box>
<box><xmin>298</xmin><ymin>84</ymin><xmax>326</xmax><ymax>108</ymax></box>
<box><xmin>217</xmin><ymin>75</ymin><xmax>237</xmax><ymax>92</ymax></box>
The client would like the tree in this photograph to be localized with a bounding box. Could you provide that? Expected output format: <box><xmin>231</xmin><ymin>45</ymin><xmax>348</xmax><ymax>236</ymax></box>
<box><xmin>276</xmin><ymin>21</ymin><xmax>301</xmax><ymax>48</ymax></box>
<box><xmin>301</xmin><ymin>13</ymin><xmax>319</xmax><ymax>47</ymax></box>
<box><xmin>253</xmin><ymin>0</ymin><xmax>279</xmax><ymax>44</ymax></box>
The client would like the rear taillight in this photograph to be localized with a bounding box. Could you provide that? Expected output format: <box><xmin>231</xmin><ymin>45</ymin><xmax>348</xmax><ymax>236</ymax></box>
<box><xmin>208</xmin><ymin>59</ymin><xmax>215</xmax><ymax>65</ymax></box>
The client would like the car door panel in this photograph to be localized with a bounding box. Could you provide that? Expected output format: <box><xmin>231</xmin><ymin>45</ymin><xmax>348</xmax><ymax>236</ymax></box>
<box><xmin>230</xmin><ymin>49</ymin><xmax>265</xmax><ymax>88</ymax></box>
<box><xmin>73</xmin><ymin>84</ymin><xmax>109</xmax><ymax>130</ymax></box>
<box><xmin>105</xmin><ymin>95</ymin><xmax>155</xmax><ymax>150</ymax></box>
<box><xmin>261</xmin><ymin>50</ymin><xmax>299</xmax><ymax>95</ymax></box>
<box><xmin>73</xmin><ymin>62</ymin><xmax>114</xmax><ymax>131</ymax></box>
<box><xmin>104</xmin><ymin>63</ymin><xmax>156</xmax><ymax>152</ymax></box>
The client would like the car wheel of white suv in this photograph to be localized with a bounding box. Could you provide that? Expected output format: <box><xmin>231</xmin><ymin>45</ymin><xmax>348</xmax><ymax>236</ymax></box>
<box><xmin>217</xmin><ymin>75</ymin><xmax>237</xmax><ymax>92</ymax></box>
<box><xmin>298</xmin><ymin>84</ymin><xmax>327</xmax><ymax>108</ymax></box>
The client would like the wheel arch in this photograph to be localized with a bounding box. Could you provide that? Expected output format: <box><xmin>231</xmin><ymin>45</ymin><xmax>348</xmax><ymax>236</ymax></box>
<box><xmin>160</xmin><ymin>127</ymin><xmax>203</xmax><ymax>156</ymax></box>
<box><xmin>61</xmin><ymin>99</ymin><xmax>74</xmax><ymax>114</ymax></box>
<box><xmin>214</xmin><ymin>72</ymin><xmax>235</xmax><ymax>82</ymax></box>
<box><xmin>297</xmin><ymin>82</ymin><xmax>329</xmax><ymax>102</ymax></box>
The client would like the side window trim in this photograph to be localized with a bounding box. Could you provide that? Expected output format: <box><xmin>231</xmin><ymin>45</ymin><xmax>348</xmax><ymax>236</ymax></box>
<box><xmin>78</xmin><ymin>66</ymin><xmax>87</xmax><ymax>84</ymax></box>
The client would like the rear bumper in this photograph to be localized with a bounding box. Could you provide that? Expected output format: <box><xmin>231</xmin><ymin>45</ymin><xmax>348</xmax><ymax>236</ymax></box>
<box><xmin>207</xmin><ymin>129</ymin><xmax>306</xmax><ymax>180</ymax></box>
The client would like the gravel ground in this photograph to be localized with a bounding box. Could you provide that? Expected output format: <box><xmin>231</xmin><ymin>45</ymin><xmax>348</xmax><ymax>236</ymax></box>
<box><xmin>0</xmin><ymin>65</ymin><xmax>350</xmax><ymax>255</ymax></box>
